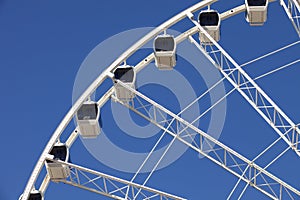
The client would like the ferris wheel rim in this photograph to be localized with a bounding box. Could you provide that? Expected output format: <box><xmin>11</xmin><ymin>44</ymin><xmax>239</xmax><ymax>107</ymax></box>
<box><xmin>20</xmin><ymin>1</ymin><xmax>218</xmax><ymax>199</ymax></box>
<box><xmin>20</xmin><ymin>0</ymin><xmax>299</xmax><ymax>199</ymax></box>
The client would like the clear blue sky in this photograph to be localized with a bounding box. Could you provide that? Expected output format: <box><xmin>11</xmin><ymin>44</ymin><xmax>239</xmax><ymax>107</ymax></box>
<box><xmin>1</xmin><ymin>0</ymin><xmax>300</xmax><ymax>199</ymax></box>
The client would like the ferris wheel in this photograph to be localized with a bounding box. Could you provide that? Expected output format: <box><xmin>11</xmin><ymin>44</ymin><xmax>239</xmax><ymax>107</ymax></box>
<box><xmin>19</xmin><ymin>0</ymin><xmax>300</xmax><ymax>199</ymax></box>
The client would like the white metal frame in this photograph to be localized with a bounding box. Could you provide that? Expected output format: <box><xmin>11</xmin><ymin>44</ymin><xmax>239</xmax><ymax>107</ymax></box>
<box><xmin>20</xmin><ymin>0</ymin><xmax>300</xmax><ymax>199</ymax></box>
<box><xmin>112</xmin><ymin>80</ymin><xmax>300</xmax><ymax>200</ymax></box>
<box><xmin>45</xmin><ymin>157</ymin><xmax>185</xmax><ymax>200</ymax></box>
<box><xmin>20</xmin><ymin>1</ymin><xmax>218</xmax><ymax>199</ymax></box>
<box><xmin>281</xmin><ymin>0</ymin><xmax>300</xmax><ymax>36</ymax></box>
<box><xmin>187</xmin><ymin>12</ymin><xmax>300</xmax><ymax>157</ymax></box>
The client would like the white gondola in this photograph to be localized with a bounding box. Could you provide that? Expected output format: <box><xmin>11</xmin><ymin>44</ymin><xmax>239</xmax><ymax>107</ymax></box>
<box><xmin>76</xmin><ymin>101</ymin><xmax>101</xmax><ymax>138</ymax></box>
<box><xmin>245</xmin><ymin>0</ymin><xmax>268</xmax><ymax>26</ymax></box>
<box><xmin>113</xmin><ymin>65</ymin><xmax>136</xmax><ymax>100</ymax></box>
<box><xmin>154</xmin><ymin>35</ymin><xmax>177</xmax><ymax>70</ymax></box>
<box><xmin>198</xmin><ymin>10</ymin><xmax>221</xmax><ymax>44</ymax></box>
<box><xmin>45</xmin><ymin>143</ymin><xmax>70</xmax><ymax>180</ymax></box>
<box><xmin>19</xmin><ymin>190</ymin><xmax>43</xmax><ymax>200</ymax></box>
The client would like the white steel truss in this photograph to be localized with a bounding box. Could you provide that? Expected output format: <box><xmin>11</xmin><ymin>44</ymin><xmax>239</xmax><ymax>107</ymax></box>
<box><xmin>281</xmin><ymin>0</ymin><xmax>300</xmax><ymax>36</ymax></box>
<box><xmin>20</xmin><ymin>1</ymin><xmax>216</xmax><ymax>198</ymax></box>
<box><xmin>33</xmin><ymin>26</ymin><xmax>198</xmax><ymax>198</ymax></box>
<box><xmin>45</xmin><ymin>158</ymin><xmax>185</xmax><ymax>200</ymax></box>
<box><xmin>20</xmin><ymin>1</ymin><xmax>300</xmax><ymax>199</ymax></box>
<box><xmin>187</xmin><ymin>13</ymin><xmax>300</xmax><ymax>158</ymax></box>
<box><xmin>112</xmin><ymin>80</ymin><xmax>300</xmax><ymax>200</ymax></box>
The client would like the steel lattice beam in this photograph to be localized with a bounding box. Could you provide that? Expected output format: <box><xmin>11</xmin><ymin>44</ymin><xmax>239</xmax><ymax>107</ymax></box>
<box><xmin>112</xmin><ymin>80</ymin><xmax>300</xmax><ymax>200</ymax></box>
<box><xmin>45</xmin><ymin>158</ymin><xmax>185</xmax><ymax>200</ymax></box>
<box><xmin>20</xmin><ymin>1</ymin><xmax>217</xmax><ymax>198</ymax></box>
<box><xmin>187</xmin><ymin>13</ymin><xmax>300</xmax><ymax>158</ymax></box>
<box><xmin>281</xmin><ymin>0</ymin><xmax>300</xmax><ymax>36</ymax></box>
<box><xmin>21</xmin><ymin>1</ymin><xmax>296</xmax><ymax>199</ymax></box>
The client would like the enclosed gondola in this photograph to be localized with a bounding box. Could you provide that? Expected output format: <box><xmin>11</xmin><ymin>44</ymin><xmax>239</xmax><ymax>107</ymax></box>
<box><xmin>198</xmin><ymin>10</ymin><xmax>221</xmax><ymax>44</ymax></box>
<box><xmin>113</xmin><ymin>65</ymin><xmax>136</xmax><ymax>100</ymax></box>
<box><xmin>19</xmin><ymin>190</ymin><xmax>43</xmax><ymax>200</ymax></box>
<box><xmin>45</xmin><ymin>143</ymin><xmax>70</xmax><ymax>180</ymax></box>
<box><xmin>154</xmin><ymin>35</ymin><xmax>177</xmax><ymax>70</ymax></box>
<box><xmin>245</xmin><ymin>0</ymin><xmax>268</xmax><ymax>25</ymax></box>
<box><xmin>76</xmin><ymin>101</ymin><xmax>101</xmax><ymax>138</ymax></box>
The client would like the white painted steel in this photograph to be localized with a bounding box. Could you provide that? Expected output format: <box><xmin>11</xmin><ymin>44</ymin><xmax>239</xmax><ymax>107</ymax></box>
<box><xmin>21</xmin><ymin>0</ymin><xmax>296</xmax><ymax>199</ymax></box>
<box><xmin>20</xmin><ymin>1</ymin><xmax>217</xmax><ymax>199</ymax></box>
<box><xmin>46</xmin><ymin>158</ymin><xmax>186</xmax><ymax>200</ymax></box>
<box><xmin>112</xmin><ymin>80</ymin><xmax>300</xmax><ymax>199</ymax></box>
<box><xmin>188</xmin><ymin>12</ymin><xmax>300</xmax><ymax>157</ymax></box>
<box><xmin>281</xmin><ymin>0</ymin><xmax>300</xmax><ymax>36</ymax></box>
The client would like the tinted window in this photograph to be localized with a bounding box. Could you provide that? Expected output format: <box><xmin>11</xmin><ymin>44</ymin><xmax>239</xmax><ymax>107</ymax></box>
<box><xmin>50</xmin><ymin>145</ymin><xmax>67</xmax><ymax>161</ymax></box>
<box><xmin>29</xmin><ymin>193</ymin><xmax>42</xmax><ymax>200</ymax></box>
<box><xmin>155</xmin><ymin>37</ymin><xmax>175</xmax><ymax>52</ymax></box>
<box><xmin>199</xmin><ymin>12</ymin><xmax>219</xmax><ymax>26</ymax></box>
<box><xmin>77</xmin><ymin>103</ymin><xmax>98</xmax><ymax>120</ymax></box>
<box><xmin>114</xmin><ymin>68</ymin><xmax>134</xmax><ymax>82</ymax></box>
<box><xmin>247</xmin><ymin>0</ymin><xmax>266</xmax><ymax>6</ymax></box>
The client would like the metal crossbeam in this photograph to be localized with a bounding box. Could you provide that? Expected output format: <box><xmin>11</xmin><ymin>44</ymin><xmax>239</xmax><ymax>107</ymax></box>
<box><xmin>45</xmin><ymin>158</ymin><xmax>185</xmax><ymax>200</ymax></box>
<box><xmin>20</xmin><ymin>1</ymin><xmax>216</xmax><ymax>199</ymax></box>
<box><xmin>112</xmin><ymin>80</ymin><xmax>300</xmax><ymax>200</ymax></box>
<box><xmin>21</xmin><ymin>2</ymin><xmax>297</xmax><ymax>199</ymax></box>
<box><xmin>187</xmin><ymin>14</ymin><xmax>300</xmax><ymax>157</ymax></box>
<box><xmin>281</xmin><ymin>0</ymin><xmax>300</xmax><ymax>36</ymax></box>
<box><xmin>32</xmin><ymin>25</ymin><xmax>202</xmax><ymax>200</ymax></box>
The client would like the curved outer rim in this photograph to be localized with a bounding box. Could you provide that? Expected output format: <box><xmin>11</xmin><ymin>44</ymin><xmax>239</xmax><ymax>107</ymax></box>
<box><xmin>20</xmin><ymin>0</ymin><xmax>282</xmax><ymax>199</ymax></box>
<box><xmin>20</xmin><ymin>1</ymin><xmax>218</xmax><ymax>199</ymax></box>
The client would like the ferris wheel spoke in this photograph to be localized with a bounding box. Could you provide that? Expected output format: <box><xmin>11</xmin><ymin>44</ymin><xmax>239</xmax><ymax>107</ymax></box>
<box><xmin>112</xmin><ymin>81</ymin><xmax>300</xmax><ymax>199</ymax></box>
<box><xmin>44</xmin><ymin>158</ymin><xmax>184</xmax><ymax>200</ymax></box>
<box><xmin>20</xmin><ymin>1</ymin><xmax>300</xmax><ymax>199</ymax></box>
<box><xmin>124</xmin><ymin>75</ymin><xmax>235</xmax><ymax>192</ymax></box>
<box><xmin>20</xmin><ymin>1</ymin><xmax>219</xmax><ymax>198</ymax></box>
<box><xmin>132</xmin><ymin>136</ymin><xmax>178</xmax><ymax>199</ymax></box>
<box><xmin>187</xmin><ymin>17</ymin><xmax>300</xmax><ymax>158</ymax></box>
<box><xmin>226</xmin><ymin>166</ymin><xmax>250</xmax><ymax>200</ymax></box>
<box><xmin>281</xmin><ymin>0</ymin><xmax>300</xmax><ymax>36</ymax></box>
<box><xmin>227</xmin><ymin>134</ymin><xmax>291</xmax><ymax>200</ymax></box>
<box><xmin>237</xmin><ymin>183</ymin><xmax>250</xmax><ymax>200</ymax></box>
<box><xmin>241</xmin><ymin>59</ymin><xmax>300</xmax><ymax>84</ymax></box>
<box><xmin>22</xmin><ymin>6</ymin><xmax>263</xmax><ymax>199</ymax></box>
<box><xmin>240</xmin><ymin>40</ymin><xmax>300</xmax><ymax>67</ymax></box>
